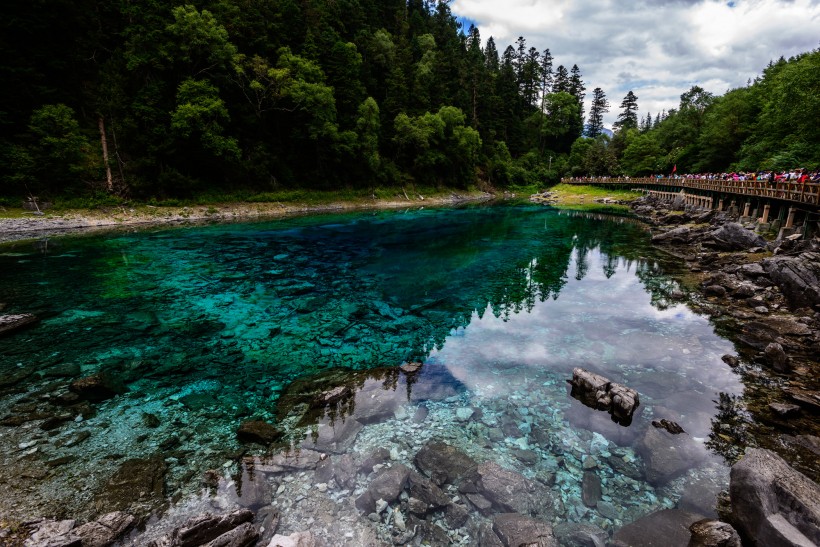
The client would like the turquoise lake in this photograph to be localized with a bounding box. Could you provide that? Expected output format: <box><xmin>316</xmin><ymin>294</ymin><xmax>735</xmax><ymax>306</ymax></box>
<box><xmin>0</xmin><ymin>204</ymin><xmax>744</xmax><ymax>544</ymax></box>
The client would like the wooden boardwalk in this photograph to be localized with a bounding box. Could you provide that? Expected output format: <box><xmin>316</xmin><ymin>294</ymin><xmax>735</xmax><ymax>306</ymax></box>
<box><xmin>563</xmin><ymin>177</ymin><xmax>820</xmax><ymax>209</ymax></box>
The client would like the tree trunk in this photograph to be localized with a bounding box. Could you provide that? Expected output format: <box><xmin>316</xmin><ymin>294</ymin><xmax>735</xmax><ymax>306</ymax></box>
<box><xmin>98</xmin><ymin>116</ymin><xmax>113</xmax><ymax>193</ymax></box>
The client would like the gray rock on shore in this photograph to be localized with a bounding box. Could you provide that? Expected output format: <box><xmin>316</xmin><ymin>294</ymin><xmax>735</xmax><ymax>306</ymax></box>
<box><xmin>762</xmin><ymin>252</ymin><xmax>820</xmax><ymax>309</ymax></box>
<box><xmin>729</xmin><ymin>448</ymin><xmax>820</xmax><ymax>546</ymax></box>
<box><xmin>707</xmin><ymin>223</ymin><xmax>766</xmax><ymax>251</ymax></box>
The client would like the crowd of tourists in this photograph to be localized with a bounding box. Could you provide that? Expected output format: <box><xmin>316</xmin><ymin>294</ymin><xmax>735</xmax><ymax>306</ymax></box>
<box><xmin>667</xmin><ymin>169</ymin><xmax>820</xmax><ymax>184</ymax></box>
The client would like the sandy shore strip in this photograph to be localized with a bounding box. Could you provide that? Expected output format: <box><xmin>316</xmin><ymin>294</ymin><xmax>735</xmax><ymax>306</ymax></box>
<box><xmin>0</xmin><ymin>193</ymin><xmax>494</xmax><ymax>244</ymax></box>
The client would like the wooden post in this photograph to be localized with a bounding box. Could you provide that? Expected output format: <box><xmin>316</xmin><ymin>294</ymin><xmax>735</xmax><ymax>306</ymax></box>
<box><xmin>743</xmin><ymin>202</ymin><xmax>751</xmax><ymax>217</ymax></box>
<box><xmin>785</xmin><ymin>207</ymin><xmax>796</xmax><ymax>229</ymax></box>
<box><xmin>760</xmin><ymin>204</ymin><xmax>770</xmax><ymax>224</ymax></box>
<box><xmin>717</xmin><ymin>199</ymin><xmax>723</xmax><ymax>211</ymax></box>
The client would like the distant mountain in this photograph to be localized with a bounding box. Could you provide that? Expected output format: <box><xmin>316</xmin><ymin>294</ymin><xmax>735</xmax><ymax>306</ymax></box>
<box><xmin>582</xmin><ymin>126</ymin><xmax>614</xmax><ymax>138</ymax></box>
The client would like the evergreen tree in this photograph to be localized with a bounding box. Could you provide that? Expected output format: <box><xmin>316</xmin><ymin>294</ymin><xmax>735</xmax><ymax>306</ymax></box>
<box><xmin>613</xmin><ymin>90</ymin><xmax>639</xmax><ymax>132</ymax></box>
<box><xmin>586</xmin><ymin>87</ymin><xmax>609</xmax><ymax>138</ymax></box>
<box><xmin>484</xmin><ymin>37</ymin><xmax>499</xmax><ymax>72</ymax></box>
<box><xmin>553</xmin><ymin>65</ymin><xmax>569</xmax><ymax>93</ymax></box>
<box><xmin>539</xmin><ymin>48</ymin><xmax>553</xmax><ymax>108</ymax></box>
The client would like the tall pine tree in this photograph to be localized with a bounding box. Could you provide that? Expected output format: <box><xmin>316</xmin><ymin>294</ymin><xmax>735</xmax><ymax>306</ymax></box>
<box><xmin>586</xmin><ymin>87</ymin><xmax>609</xmax><ymax>138</ymax></box>
<box><xmin>613</xmin><ymin>90</ymin><xmax>639</xmax><ymax>132</ymax></box>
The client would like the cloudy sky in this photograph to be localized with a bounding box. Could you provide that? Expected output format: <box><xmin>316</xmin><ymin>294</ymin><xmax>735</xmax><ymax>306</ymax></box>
<box><xmin>450</xmin><ymin>0</ymin><xmax>820</xmax><ymax>127</ymax></box>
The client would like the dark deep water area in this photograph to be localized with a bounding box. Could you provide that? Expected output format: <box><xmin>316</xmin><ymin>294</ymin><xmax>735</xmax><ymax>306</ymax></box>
<box><xmin>0</xmin><ymin>204</ymin><xmax>747</xmax><ymax>543</ymax></box>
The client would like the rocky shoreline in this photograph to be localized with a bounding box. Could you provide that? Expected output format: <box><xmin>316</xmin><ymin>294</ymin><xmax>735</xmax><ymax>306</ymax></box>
<box><xmin>4</xmin><ymin>193</ymin><xmax>820</xmax><ymax>546</ymax></box>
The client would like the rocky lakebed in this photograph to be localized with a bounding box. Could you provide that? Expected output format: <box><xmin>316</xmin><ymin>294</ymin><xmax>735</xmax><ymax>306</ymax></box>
<box><xmin>1</xmin><ymin>197</ymin><xmax>819</xmax><ymax>547</ymax></box>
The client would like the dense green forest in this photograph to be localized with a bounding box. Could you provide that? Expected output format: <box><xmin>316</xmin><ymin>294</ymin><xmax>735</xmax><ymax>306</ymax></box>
<box><xmin>1</xmin><ymin>0</ymin><xmax>818</xmax><ymax>202</ymax></box>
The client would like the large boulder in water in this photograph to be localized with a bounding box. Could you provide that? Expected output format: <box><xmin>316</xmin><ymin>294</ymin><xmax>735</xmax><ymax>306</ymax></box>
<box><xmin>729</xmin><ymin>448</ymin><xmax>820</xmax><ymax>546</ymax></box>
<box><xmin>762</xmin><ymin>252</ymin><xmax>820</xmax><ymax>309</ymax></box>
<box><xmin>707</xmin><ymin>223</ymin><xmax>766</xmax><ymax>251</ymax></box>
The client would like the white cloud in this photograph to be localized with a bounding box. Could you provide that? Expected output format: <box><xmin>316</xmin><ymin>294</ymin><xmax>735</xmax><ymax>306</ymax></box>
<box><xmin>451</xmin><ymin>0</ymin><xmax>820</xmax><ymax>127</ymax></box>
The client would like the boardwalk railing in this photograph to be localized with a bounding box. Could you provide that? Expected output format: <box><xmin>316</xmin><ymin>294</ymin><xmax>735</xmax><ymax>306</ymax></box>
<box><xmin>563</xmin><ymin>177</ymin><xmax>820</xmax><ymax>208</ymax></box>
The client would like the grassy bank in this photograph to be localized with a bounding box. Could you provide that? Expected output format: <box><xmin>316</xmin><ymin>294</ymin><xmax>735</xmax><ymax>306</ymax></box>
<box><xmin>545</xmin><ymin>183</ymin><xmax>643</xmax><ymax>212</ymax></box>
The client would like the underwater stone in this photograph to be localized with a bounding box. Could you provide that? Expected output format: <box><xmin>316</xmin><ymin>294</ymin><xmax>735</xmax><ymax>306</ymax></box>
<box><xmin>355</xmin><ymin>463</ymin><xmax>411</xmax><ymax>513</ymax></box>
<box><xmin>612</xmin><ymin>509</ymin><xmax>704</xmax><ymax>547</ymax></box>
<box><xmin>301</xmin><ymin>417</ymin><xmax>362</xmax><ymax>453</ymax></box>
<box><xmin>408</xmin><ymin>497</ymin><xmax>428</xmax><ymax>516</ymax></box>
<box><xmin>460</xmin><ymin>462</ymin><xmax>553</xmax><ymax>517</ymax></box>
<box><xmin>95</xmin><ymin>455</ymin><xmax>167</xmax><ymax>514</ymax></box>
<box><xmin>444</xmin><ymin>502</ymin><xmax>470</xmax><ymax>528</ymax></box>
<box><xmin>415</xmin><ymin>441</ymin><xmax>478</xmax><ymax>487</ymax></box>
<box><xmin>512</xmin><ymin>449</ymin><xmax>538</xmax><ymax>465</ymax></box>
<box><xmin>68</xmin><ymin>373</ymin><xmax>125</xmax><ymax>402</ymax></box>
<box><xmin>581</xmin><ymin>471</ymin><xmax>602</xmax><ymax>508</ymax></box>
<box><xmin>360</xmin><ymin>447</ymin><xmax>391</xmax><ymax>475</ymax></box>
<box><xmin>688</xmin><ymin>519</ymin><xmax>741</xmax><ymax>547</ymax></box>
<box><xmin>596</xmin><ymin>500</ymin><xmax>619</xmax><ymax>520</ymax></box>
<box><xmin>491</xmin><ymin>513</ymin><xmax>557</xmax><ymax>547</ymax></box>
<box><xmin>639</xmin><ymin>427</ymin><xmax>704</xmax><ymax>486</ymax></box>
<box><xmin>553</xmin><ymin>522</ymin><xmax>608</xmax><ymax>547</ymax></box>
<box><xmin>412</xmin><ymin>405</ymin><xmax>428</xmax><ymax>423</ymax></box>
<box><xmin>455</xmin><ymin>407</ymin><xmax>474</xmax><ymax>422</ymax></box>
<box><xmin>236</xmin><ymin>420</ymin><xmax>282</xmax><ymax>445</ymax></box>
<box><xmin>408</xmin><ymin>471</ymin><xmax>450</xmax><ymax>509</ymax></box>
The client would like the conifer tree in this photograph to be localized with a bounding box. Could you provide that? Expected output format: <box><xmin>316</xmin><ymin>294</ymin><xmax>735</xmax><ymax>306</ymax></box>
<box><xmin>553</xmin><ymin>65</ymin><xmax>569</xmax><ymax>93</ymax></box>
<box><xmin>586</xmin><ymin>87</ymin><xmax>609</xmax><ymax>138</ymax></box>
<box><xmin>613</xmin><ymin>90</ymin><xmax>639</xmax><ymax>132</ymax></box>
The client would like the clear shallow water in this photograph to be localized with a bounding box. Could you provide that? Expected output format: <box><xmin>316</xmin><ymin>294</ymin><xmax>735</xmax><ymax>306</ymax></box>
<box><xmin>0</xmin><ymin>204</ymin><xmax>743</xmax><ymax>543</ymax></box>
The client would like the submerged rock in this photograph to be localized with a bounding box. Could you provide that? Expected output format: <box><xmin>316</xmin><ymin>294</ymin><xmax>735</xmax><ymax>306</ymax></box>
<box><xmin>490</xmin><ymin>513</ymin><xmax>557</xmax><ymax>547</ymax></box>
<box><xmin>300</xmin><ymin>417</ymin><xmax>362</xmax><ymax>453</ymax></box>
<box><xmin>581</xmin><ymin>471</ymin><xmax>602</xmax><ymax>508</ymax></box>
<box><xmin>236</xmin><ymin>420</ymin><xmax>282</xmax><ymax>445</ymax></box>
<box><xmin>355</xmin><ymin>463</ymin><xmax>411</xmax><ymax>513</ymax></box>
<box><xmin>459</xmin><ymin>461</ymin><xmax>553</xmax><ymax>517</ymax></box>
<box><xmin>94</xmin><ymin>455</ymin><xmax>167</xmax><ymax>514</ymax></box>
<box><xmin>552</xmin><ymin>522</ymin><xmax>607</xmax><ymax>547</ymax></box>
<box><xmin>729</xmin><ymin>448</ymin><xmax>820</xmax><ymax>546</ymax></box>
<box><xmin>68</xmin><ymin>373</ymin><xmax>125</xmax><ymax>402</ymax></box>
<box><xmin>612</xmin><ymin>509</ymin><xmax>703</xmax><ymax>547</ymax></box>
<box><xmin>639</xmin><ymin>426</ymin><xmax>704</xmax><ymax>485</ymax></box>
<box><xmin>414</xmin><ymin>440</ymin><xmax>477</xmax><ymax>486</ymax></box>
<box><xmin>688</xmin><ymin>519</ymin><xmax>741</xmax><ymax>547</ymax></box>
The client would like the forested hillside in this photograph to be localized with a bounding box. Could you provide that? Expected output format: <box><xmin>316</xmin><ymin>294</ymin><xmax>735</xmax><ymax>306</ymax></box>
<box><xmin>1</xmin><ymin>0</ymin><xmax>817</xmax><ymax>201</ymax></box>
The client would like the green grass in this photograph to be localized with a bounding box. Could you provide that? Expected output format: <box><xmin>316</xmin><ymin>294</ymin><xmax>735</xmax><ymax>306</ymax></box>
<box><xmin>550</xmin><ymin>183</ymin><xmax>643</xmax><ymax>202</ymax></box>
